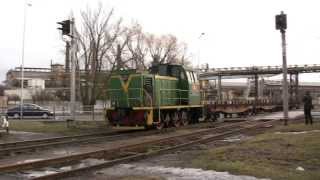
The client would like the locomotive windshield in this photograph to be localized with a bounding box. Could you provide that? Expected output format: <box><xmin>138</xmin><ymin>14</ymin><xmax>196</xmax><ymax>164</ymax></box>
<box><xmin>149</xmin><ymin>64</ymin><xmax>187</xmax><ymax>80</ymax></box>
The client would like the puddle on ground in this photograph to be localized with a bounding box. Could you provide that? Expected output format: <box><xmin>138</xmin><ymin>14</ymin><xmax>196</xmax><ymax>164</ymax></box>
<box><xmin>17</xmin><ymin>158</ymin><xmax>107</xmax><ymax>179</ymax></box>
<box><xmin>222</xmin><ymin>135</ymin><xmax>252</xmax><ymax>142</ymax></box>
<box><xmin>98</xmin><ymin>164</ymin><xmax>270</xmax><ymax>180</ymax></box>
<box><xmin>19</xmin><ymin>158</ymin><xmax>107</xmax><ymax>178</ymax></box>
<box><xmin>53</xmin><ymin>149</ymin><xmax>76</xmax><ymax>155</ymax></box>
<box><xmin>275</xmin><ymin>130</ymin><xmax>320</xmax><ymax>135</ymax></box>
<box><xmin>16</xmin><ymin>158</ymin><xmax>43</xmax><ymax>164</ymax></box>
<box><xmin>22</xmin><ymin>170</ymin><xmax>57</xmax><ymax>178</ymax></box>
<box><xmin>201</xmin><ymin>134</ymin><xmax>217</xmax><ymax>139</ymax></box>
<box><xmin>82</xmin><ymin>158</ymin><xmax>106</xmax><ymax>165</ymax></box>
<box><xmin>60</xmin><ymin>166</ymin><xmax>72</xmax><ymax>171</ymax></box>
<box><xmin>60</xmin><ymin>158</ymin><xmax>107</xmax><ymax>171</ymax></box>
<box><xmin>8</xmin><ymin>131</ymin><xmax>41</xmax><ymax>135</ymax></box>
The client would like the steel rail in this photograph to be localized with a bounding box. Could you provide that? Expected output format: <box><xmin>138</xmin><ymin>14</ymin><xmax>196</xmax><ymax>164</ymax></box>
<box><xmin>0</xmin><ymin>131</ymin><xmax>120</xmax><ymax>149</ymax></box>
<box><xmin>33</xmin><ymin>119</ymin><xmax>276</xmax><ymax>180</ymax></box>
<box><xmin>0</xmin><ymin>119</ymin><xmax>277</xmax><ymax>179</ymax></box>
<box><xmin>0</xmin><ymin>121</ymin><xmax>222</xmax><ymax>156</ymax></box>
<box><xmin>0</xmin><ymin>129</ymin><xmax>166</xmax><ymax>156</ymax></box>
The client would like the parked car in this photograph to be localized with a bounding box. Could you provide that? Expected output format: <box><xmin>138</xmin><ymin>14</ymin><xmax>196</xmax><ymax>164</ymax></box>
<box><xmin>6</xmin><ymin>104</ymin><xmax>53</xmax><ymax>119</ymax></box>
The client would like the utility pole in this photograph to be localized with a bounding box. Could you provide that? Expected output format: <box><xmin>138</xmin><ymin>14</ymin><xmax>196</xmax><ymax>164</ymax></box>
<box><xmin>275</xmin><ymin>11</ymin><xmax>289</xmax><ymax>125</ymax></box>
<box><xmin>65</xmin><ymin>42</ymin><xmax>70</xmax><ymax>72</ymax></box>
<box><xmin>70</xmin><ymin>18</ymin><xmax>76</xmax><ymax>121</ymax></box>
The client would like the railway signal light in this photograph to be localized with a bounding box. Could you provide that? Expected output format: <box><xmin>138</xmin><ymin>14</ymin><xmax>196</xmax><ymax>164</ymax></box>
<box><xmin>275</xmin><ymin>11</ymin><xmax>289</xmax><ymax>125</ymax></box>
<box><xmin>275</xmin><ymin>12</ymin><xmax>287</xmax><ymax>30</ymax></box>
<box><xmin>57</xmin><ymin>20</ymin><xmax>71</xmax><ymax>36</ymax></box>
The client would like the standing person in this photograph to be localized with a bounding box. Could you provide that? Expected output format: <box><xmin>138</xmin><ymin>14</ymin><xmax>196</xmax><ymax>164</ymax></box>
<box><xmin>1</xmin><ymin>115</ymin><xmax>9</xmax><ymax>133</ymax></box>
<box><xmin>302</xmin><ymin>91</ymin><xmax>313</xmax><ymax>125</ymax></box>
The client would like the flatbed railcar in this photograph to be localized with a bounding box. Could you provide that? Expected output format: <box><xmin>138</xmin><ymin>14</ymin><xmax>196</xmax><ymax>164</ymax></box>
<box><xmin>105</xmin><ymin>64</ymin><xmax>204</xmax><ymax>129</ymax></box>
<box><xmin>202</xmin><ymin>99</ymin><xmax>283</xmax><ymax>118</ymax></box>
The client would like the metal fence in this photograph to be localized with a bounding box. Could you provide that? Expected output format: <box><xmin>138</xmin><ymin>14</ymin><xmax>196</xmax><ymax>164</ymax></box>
<box><xmin>0</xmin><ymin>101</ymin><xmax>108</xmax><ymax>121</ymax></box>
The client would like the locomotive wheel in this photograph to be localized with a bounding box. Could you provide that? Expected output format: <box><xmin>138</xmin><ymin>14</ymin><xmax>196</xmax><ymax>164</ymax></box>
<box><xmin>156</xmin><ymin>113</ymin><xmax>167</xmax><ymax>130</ymax></box>
<box><xmin>164</xmin><ymin>113</ymin><xmax>171</xmax><ymax>127</ymax></box>
<box><xmin>173</xmin><ymin>111</ymin><xmax>180</xmax><ymax>128</ymax></box>
<box><xmin>181</xmin><ymin>111</ymin><xmax>189</xmax><ymax>126</ymax></box>
<box><xmin>156</xmin><ymin>119</ymin><xmax>164</xmax><ymax>130</ymax></box>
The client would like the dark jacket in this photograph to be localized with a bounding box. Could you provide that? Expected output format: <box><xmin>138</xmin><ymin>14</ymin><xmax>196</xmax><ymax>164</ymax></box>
<box><xmin>303</xmin><ymin>94</ymin><xmax>313</xmax><ymax>110</ymax></box>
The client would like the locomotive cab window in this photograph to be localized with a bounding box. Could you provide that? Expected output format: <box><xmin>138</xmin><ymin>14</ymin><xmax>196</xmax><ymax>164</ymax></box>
<box><xmin>192</xmin><ymin>72</ymin><xmax>198</xmax><ymax>83</ymax></box>
<box><xmin>170</xmin><ymin>66</ymin><xmax>180</xmax><ymax>78</ymax></box>
<box><xmin>144</xmin><ymin>77</ymin><xmax>153</xmax><ymax>93</ymax></box>
<box><xmin>158</xmin><ymin>65</ymin><xmax>168</xmax><ymax>76</ymax></box>
<box><xmin>187</xmin><ymin>71</ymin><xmax>195</xmax><ymax>83</ymax></box>
<box><xmin>180</xmin><ymin>71</ymin><xmax>186</xmax><ymax>80</ymax></box>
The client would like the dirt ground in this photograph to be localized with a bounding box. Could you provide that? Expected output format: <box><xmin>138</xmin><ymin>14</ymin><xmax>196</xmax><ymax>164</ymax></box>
<box><xmin>66</xmin><ymin>140</ymin><xmax>267</xmax><ymax>180</ymax></box>
<box><xmin>67</xmin><ymin>128</ymin><xmax>270</xmax><ymax>180</ymax></box>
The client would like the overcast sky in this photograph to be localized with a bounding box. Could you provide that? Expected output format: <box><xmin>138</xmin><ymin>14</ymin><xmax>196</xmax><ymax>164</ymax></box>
<box><xmin>1</xmin><ymin>0</ymin><xmax>320</xmax><ymax>83</ymax></box>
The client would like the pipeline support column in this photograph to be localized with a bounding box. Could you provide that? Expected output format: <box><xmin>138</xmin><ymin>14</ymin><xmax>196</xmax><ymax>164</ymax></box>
<box><xmin>217</xmin><ymin>75</ymin><xmax>222</xmax><ymax>102</ymax></box>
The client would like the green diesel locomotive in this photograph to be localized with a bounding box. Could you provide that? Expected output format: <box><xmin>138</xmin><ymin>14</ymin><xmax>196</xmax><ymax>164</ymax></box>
<box><xmin>106</xmin><ymin>63</ymin><xmax>203</xmax><ymax>129</ymax></box>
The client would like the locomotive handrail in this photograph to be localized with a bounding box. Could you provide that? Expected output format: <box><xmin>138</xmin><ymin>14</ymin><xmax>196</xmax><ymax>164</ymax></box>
<box><xmin>107</xmin><ymin>89</ymin><xmax>128</xmax><ymax>107</ymax></box>
<box><xmin>142</xmin><ymin>88</ymin><xmax>153</xmax><ymax>107</ymax></box>
<box><xmin>128</xmin><ymin>88</ymin><xmax>143</xmax><ymax>107</ymax></box>
<box><xmin>159</xmin><ymin>89</ymin><xmax>189</xmax><ymax>105</ymax></box>
<box><xmin>107</xmin><ymin>88</ymin><xmax>153</xmax><ymax>107</ymax></box>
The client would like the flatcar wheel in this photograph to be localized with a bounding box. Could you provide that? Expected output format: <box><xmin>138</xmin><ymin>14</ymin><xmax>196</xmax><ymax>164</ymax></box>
<box><xmin>173</xmin><ymin>112</ymin><xmax>180</xmax><ymax>128</ymax></box>
<box><xmin>181</xmin><ymin>111</ymin><xmax>189</xmax><ymax>126</ymax></box>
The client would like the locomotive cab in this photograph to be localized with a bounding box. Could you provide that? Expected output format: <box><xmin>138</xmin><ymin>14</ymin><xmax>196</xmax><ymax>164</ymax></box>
<box><xmin>150</xmin><ymin>64</ymin><xmax>189</xmax><ymax>105</ymax></box>
<box><xmin>185</xmin><ymin>69</ymin><xmax>201</xmax><ymax>105</ymax></box>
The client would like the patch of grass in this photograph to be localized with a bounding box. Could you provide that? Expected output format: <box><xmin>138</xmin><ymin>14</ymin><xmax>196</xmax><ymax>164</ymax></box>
<box><xmin>8</xmin><ymin>120</ymin><xmax>110</xmax><ymax>135</ymax></box>
<box><xmin>192</xmin><ymin>122</ymin><xmax>320</xmax><ymax>180</ymax></box>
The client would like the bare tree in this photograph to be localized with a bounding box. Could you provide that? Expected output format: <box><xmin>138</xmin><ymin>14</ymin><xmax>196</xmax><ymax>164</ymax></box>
<box><xmin>72</xmin><ymin>5</ymin><xmax>193</xmax><ymax>108</ymax></box>
<box><xmin>32</xmin><ymin>90</ymin><xmax>55</xmax><ymax>103</ymax></box>
<box><xmin>7</xmin><ymin>95</ymin><xmax>20</xmax><ymax>104</ymax></box>
<box><xmin>172</xmin><ymin>42</ymin><xmax>192</xmax><ymax>67</ymax></box>
<box><xmin>146</xmin><ymin>34</ymin><xmax>190</xmax><ymax>66</ymax></box>
<box><xmin>125</xmin><ymin>23</ymin><xmax>149</xmax><ymax>70</ymax></box>
<box><xmin>114</xmin><ymin>28</ymin><xmax>192</xmax><ymax>70</ymax></box>
<box><xmin>74</xmin><ymin>4</ymin><xmax>121</xmax><ymax>107</ymax></box>
<box><xmin>103</xmin><ymin>22</ymin><xmax>151</xmax><ymax>71</ymax></box>
<box><xmin>110</xmin><ymin>26</ymin><xmax>133</xmax><ymax>70</ymax></box>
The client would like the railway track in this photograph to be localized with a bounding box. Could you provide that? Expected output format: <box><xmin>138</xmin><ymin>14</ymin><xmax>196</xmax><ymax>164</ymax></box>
<box><xmin>0</xmin><ymin>119</ymin><xmax>277</xmax><ymax>179</ymax></box>
<box><xmin>0</xmin><ymin>129</ymin><xmax>166</xmax><ymax>156</ymax></box>
<box><xmin>0</xmin><ymin>130</ymin><xmax>140</xmax><ymax>156</ymax></box>
<box><xmin>0</xmin><ymin>121</ymin><xmax>221</xmax><ymax>156</ymax></box>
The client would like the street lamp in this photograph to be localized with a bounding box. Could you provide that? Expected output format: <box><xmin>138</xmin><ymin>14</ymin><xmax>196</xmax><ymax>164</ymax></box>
<box><xmin>197</xmin><ymin>32</ymin><xmax>205</xmax><ymax>70</ymax></box>
<box><xmin>20</xmin><ymin>0</ymin><xmax>31</xmax><ymax>120</ymax></box>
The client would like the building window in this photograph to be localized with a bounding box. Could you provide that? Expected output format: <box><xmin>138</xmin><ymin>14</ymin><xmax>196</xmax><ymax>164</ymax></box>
<box><xmin>23</xmin><ymin>80</ymin><xmax>28</xmax><ymax>88</ymax></box>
